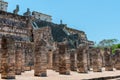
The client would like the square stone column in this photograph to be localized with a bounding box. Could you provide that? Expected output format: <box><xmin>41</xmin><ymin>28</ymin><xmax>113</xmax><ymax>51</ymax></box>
<box><xmin>33</xmin><ymin>27</ymin><xmax>53</xmax><ymax>77</ymax></box>
<box><xmin>104</xmin><ymin>48</ymin><xmax>113</xmax><ymax>71</ymax></box>
<box><xmin>77</xmin><ymin>45</ymin><xmax>88</xmax><ymax>73</ymax></box>
<box><xmin>91</xmin><ymin>48</ymin><xmax>102</xmax><ymax>72</ymax></box>
<box><xmin>70</xmin><ymin>49</ymin><xmax>77</xmax><ymax>71</ymax></box>
<box><xmin>114</xmin><ymin>49</ymin><xmax>120</xmax><ymax>70</ymax></box>
<box><xmin>34</xmin><ymin>40</ymin><xmax>47</xmax><ymax>77</ymax></box>
<box><xmin>1</xmin><ymin>36</ymin><xmax>15</xmax><ymax>79</ymax></box>
<box><xmin>58</xmin><ymin>43</ymin><xmax>70</xmax><ymax>75</ymax></box>
<box><xmin>15</xmin><ymin>42</ymin><xmax>22</xmax><ymax>75</ymax></box>
<box><xmin>47</xmin><ymin>50</ymin><xmax>53</xmax><ymax>69</ymax></box>
<box><xmin>0</xmin><ymin>48</ymin><xmax>1</xmax><ymax>73</ymax></box>
<box><xmin>53</xmin><ymin>48</ymin><xmax>59</xmax><ymax>72</ymax></box>
<box><xmin>21</xmin><ymin>43</ymin><xmax>25</xmax><ymax>73</ymax></box>
<box><xmin>24</xmin><ymin>42</ymin><xmax>34</xmax><ymax>71</ymax></box>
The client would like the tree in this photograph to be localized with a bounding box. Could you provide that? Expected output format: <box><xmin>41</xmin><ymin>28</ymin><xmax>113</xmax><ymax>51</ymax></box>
<box><xmin>98</xmin><ymin>39</ymin><xmax>119</xmax><ymax>48</ymax></box>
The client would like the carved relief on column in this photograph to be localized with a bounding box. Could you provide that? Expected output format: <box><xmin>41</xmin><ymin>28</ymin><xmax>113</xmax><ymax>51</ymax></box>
<box><xmin>53</xmin><ymin>48</ymin><xmax>59</xmax><ymax>72</ymax></box>
<box><xmin>70</xmin><ymin>49</ymin><xmax>77</xmax><ymax>71</ymax></box>
<box><xmin>21</xmin><ymin>42</ymin><xmax>25</xmax><ymax>72</ymax></box>
<box><xmin>24</xmin><ymin>42</ymin><xmax>34</xmax><ymax>71</ymax></box>
<box><xmin>15</xmin><ymin>42</ymin><xmax>22</xmax><ymax>75</ymax></box>
<box><xmin>58</xmin><ymin>43</ymin><xmax>70</xmax><ymax>75</ymax></box>
<box><xmin>1</xmin><ymin>36</ymin><xmax>15</xmax><ymax>79</ymax></box>
<box><xmin>34</xmin><ymin>40</ymin><xmax>47</xmax><ymax>77</ymax></box>
<box><xmin>77</xmin><ymin>45</ymin><xmax>88</xmax><ymax>73</ymax></box>
<box><xmin>91</xmin><ymin>48</ymin><xmax>102</xmax><ymax>72</ymax></box>
<box><xmin>104</xmin><ymin>48</ymin><xmax>113</xmax><ymax>71</ymax></box>
<box><xmin>47</xmin><ymin>50</ymin><xmax>53</xmax><ymax>69</ymax></box>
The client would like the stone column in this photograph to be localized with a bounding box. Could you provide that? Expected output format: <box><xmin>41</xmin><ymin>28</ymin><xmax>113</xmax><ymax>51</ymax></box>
<box><xmin>15</xmin><ymin>43</ymin><xmax>22</xmax><ymax>75</ymax></box>
<box><xmin>52</xmin><ymin>51</ymin><xmax>56</xmax><ymax>70</ymax></box>
<box><xmin>58</xmin><ymin>43</ymin><xmax>70</xmax><ymax>75</ymax></box>
<box><xmin>77</xmin><ymin>45</ymin><xmax>88</xmax><ymax>73</ymax></box>
<box><xmin>91</xmin><ymin>48</ymin><xmax>102</xmax><ymax>72</ymax></box>
<box><xmin>1</xmin><ymin>36</ymin><xmax>15</xmax><ymax>79</ymax></box>
<box><xmin>34</xmin><ymin>40</ymin><xmax>47</xmax><ymax>77</ymax></box>
<box><xmin>25</xmin><ymin>42</ymin><xmax>34</xmax><ymax>71</ymax></box>
<box><xmin>53</xmin><ymin>48</ymin><xmax>59</xmax><ymax>72</ymax></box>
<box><xmin>104</xmin><ymin>48</ymin><xmax>113</xmax><ymax>71</ymax></box>
<box><xmin>21</xmin><ymin>42</ymin><xmax>25</xmax><ymax>72</ymax></box>
<box><xmin>0</xmin><ymin>48</ymin><xmax>2</xmax><ymax>73</ymax></box>
<box><xmin>47</xmin><ymin>50</ymin><xmax>53</xmax><ymax>69</ymax></box>
<box><xmin>114</xmin><ymin>49</ymin><xmax>120</xmax><ymax>70</ymax></box>
<box><xmin>70</xmin><ymin>49</ymin><xmax>77</xmax><ymax>71</ymax></box>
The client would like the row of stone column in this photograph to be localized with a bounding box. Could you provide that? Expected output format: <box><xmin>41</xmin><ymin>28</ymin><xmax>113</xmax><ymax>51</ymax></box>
<box><xmin>52</xmin><ymin>44</ymin><xmax>120</xmax><ymax>75</ymax></box>
<box><xmin>1</xmin><ymin>35</ymin><xmax>120</xmax><ymax>79</ymax></box>
<box><xmin>0</xmin><ymin>36</ymin><xmax>34</xmax><ymax>79</ymax></box>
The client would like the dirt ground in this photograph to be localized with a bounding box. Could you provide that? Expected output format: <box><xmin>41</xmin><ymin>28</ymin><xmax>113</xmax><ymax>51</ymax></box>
<box><xmin>1</xmin><ymin>69</ymin><xmax>120</xmax><ymax>80</ymax></box>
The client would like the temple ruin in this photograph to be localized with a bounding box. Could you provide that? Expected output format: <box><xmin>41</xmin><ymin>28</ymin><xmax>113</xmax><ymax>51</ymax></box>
<box><xmin>0</xmin><ymin>0</ymin><xmax>120</xmax><ymax>79</ymax></box>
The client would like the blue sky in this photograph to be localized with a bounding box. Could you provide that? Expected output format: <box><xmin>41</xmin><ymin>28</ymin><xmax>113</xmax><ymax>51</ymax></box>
<box><xmin>5</xmin><ymin>0</ymin><xmax>120</xmax><ymax>43</ymax></box>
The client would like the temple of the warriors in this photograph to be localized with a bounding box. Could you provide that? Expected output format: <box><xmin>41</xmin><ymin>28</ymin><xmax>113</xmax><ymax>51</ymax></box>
<box><xmin>0</xmin><ymin>0</ymin><xmax>120</xmax><ymax>79</ymax></box>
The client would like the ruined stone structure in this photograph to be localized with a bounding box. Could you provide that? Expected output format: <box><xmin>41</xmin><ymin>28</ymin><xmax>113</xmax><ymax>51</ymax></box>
<box><xmin>114</xmin><ymin>49</ymin><xmax>120</xmax><ymax>70</ymax></box>
<box><xmin>15</xmin><ymin>42</ymin><xmax>22</xmax><ymax>75</ymax></box>
<box><xmin>53</xmin><ymin>47</ymin><xmax>59</xmax><ymax>72</ymax></box>
<box><xmin>0</xmin><ymin>1</ymin><xmax>120</xmax><ymax>78</ymax></box>
<box><xmin>34</xmin><ymin>39</ymin><xmax>47</xmax><ymax>77</ymax></box>
<box><xmin>0</xmin><ymin>1</ymin><xmax>107</xmax><ymax>79</ymax></box>
<box><xmin>104</xmin><ymin>48</ymin><xmax>113</xmax><ymax>71</ymax></box>
<box><xmin>1</xmin><ymin>36</ymin><xmax>15</xmax><ymax>79</ymax></box>
<box><xmin>47</xmin><ymin>50</ymin><xmax>53</xmax><ymax>69</ymax></box>
<box><xmin>90</xmin><ymin>48</ymin><xmax>102</xmax><ymax>72</ymax></box>
<box><xmin>24</xmin><ymin>42</ymin><xmax>34</xmax><ymax>71</ymax></box>
<box><xmin>70</xmin><ymin>49</ymin><xmax>77</xmax><ymax>71</ymax></box>
<box><xmin>33</xmin><ymin>27</ymin><xmax>53</xmax><ymax>77</ymax></box>
<box><xmin>58</xmin><ymin>43</ymin><xmax>70</xmax><ymax>75</ymax></box>
<box><xmin>0</xmin><ymin>0</ymin><xmax>8</xmax><ymax>11</ymax></box>
<box><xmin>77</xmin><ymin>45</ymin><xmax>88</xmax><ymax>73</ymax></box>
<box><xmin>32</xmin><ymin>11</ymin><xmax>52</xmax><ymax>22</ymax></box>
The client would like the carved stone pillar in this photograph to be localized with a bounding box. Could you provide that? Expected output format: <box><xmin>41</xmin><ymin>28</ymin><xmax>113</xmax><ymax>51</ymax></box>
<box><xmin>91</xmin><ymin>48</ymin><xmax>102</xmax><ymax>72</ymax></box>
<box><xmin>58</xmin><ymin>43</ymin><xmax>70</xmax><ymax>75</ymax></box>
<box><xmin>34</xmin><ymin>40</ymin><xmax>47</xmax><ymax>77</ymax></box>
<box><xmin>25</xmin><ymin>42</ymin><xmax>34</xmax><ymax>71</ymax></box>
<box><xmin>15</xmin><ymin>43</ymin><xmax>22</xmax><ymax>75</ymax></box>
<box><xmin>104</xmin><ymin>48</ymin><xmax>113</xmax><ymax>71</ymax></box>
<box><xmin>1</xmin><ymin>36</ymin><xmax>15</xmax><ymax>79</ymax></box>
<box><xmin>114</xmin><ymin>49</ymin><xmax>120</xmax><ymax>70</ymax></box>
<box><xmin>70</xmin><ymin>49</ymin><xmax>77</xmax><ymax>71</ymax></box>
<box><xmin>53</xmin><ymin>48</ymin><xmax>59</xmax><ymax>72</ymax></box>
<box><xmin>21</xmin><ymin>42</ymin><xmax>25</xmax><ymax>72</ymax></box>
<box><xmin>52</xmin><ymin>51</ymin><xmax>56</xmax><ymax>71</ymax></box>
<box><xmin>77</xmin><ymin>45</ymin><xmax>88</xmax><ymax>73</ymax></box>
<box><xmin>0</xmin><ymin>48</ymin><xmax>1</xmax><ymax>73</ymax></box>
<box><xmin>47</xmin><ymin>50</ymin><xmax>53</xmax><ymax>69</ymax></box>
<box><xmin>33</xmin><ymin>27</ymin><xmax>53</xmax><ymax>77</ymax></box>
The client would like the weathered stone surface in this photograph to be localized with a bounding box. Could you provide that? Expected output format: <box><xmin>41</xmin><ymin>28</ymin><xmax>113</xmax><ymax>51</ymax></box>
<box><xmin>77</xmin><ymin>45</ymin><xmax>88</xmax><ymax>73</ymax></box>
<box><xmin>90</xmin><ymin>48</ymin><xmax>102</xmax><ymax>72</ymax></box>
<box><xmin>33</xmin><ymin>28</ymin><xmax>50</xmax><ymax>77</ymax></box>
<box><xmin>53</xmin><ymin>48</ymin><xmax>59</xmax><ymax>72</ymax></box>
<box><xmin>21</xmin><ymin>43</ymin><xmax>25</xmax><ymax>73</ymax></box>
<box><xmin>15</xmin><ymin>42</ymin><xmax>22</xmax><ymax>75</ymax></box>
<box><xmin>70</xmin><ymin>49</ymin><xmax>77</xmax><ymax>71</ymax></box>
<box><xmin>114</xmin><ymin>49</ymin><xmax>120</xmax><ymax>70</ymax></box>
<box><xmin>47</xmin><ymin>50</ymin><xmax>53</xmax><ymax>69</ymax></box>
<box><xmin>24</xmin><ymin>42</ymin><xmax>34</xmax><ymax>71</ymax></box>
<box><xmin>58</xmin><ymin>43</ymin><xmax>70</xmax><ymax>75</ymax></box>
<box><xmin>104</xmin><ymin>48</ymin><xmax>113</xmax><ymax>71</ymax></box>
<box><xmin>34</xmin><ymin>40</ymin><xmax>47</xmax><ymax>77</ymax></box>
<box><xmin>1</xmin><ymin>36</ymin><xmax>15</xmax><ymax>79</ymax></box>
